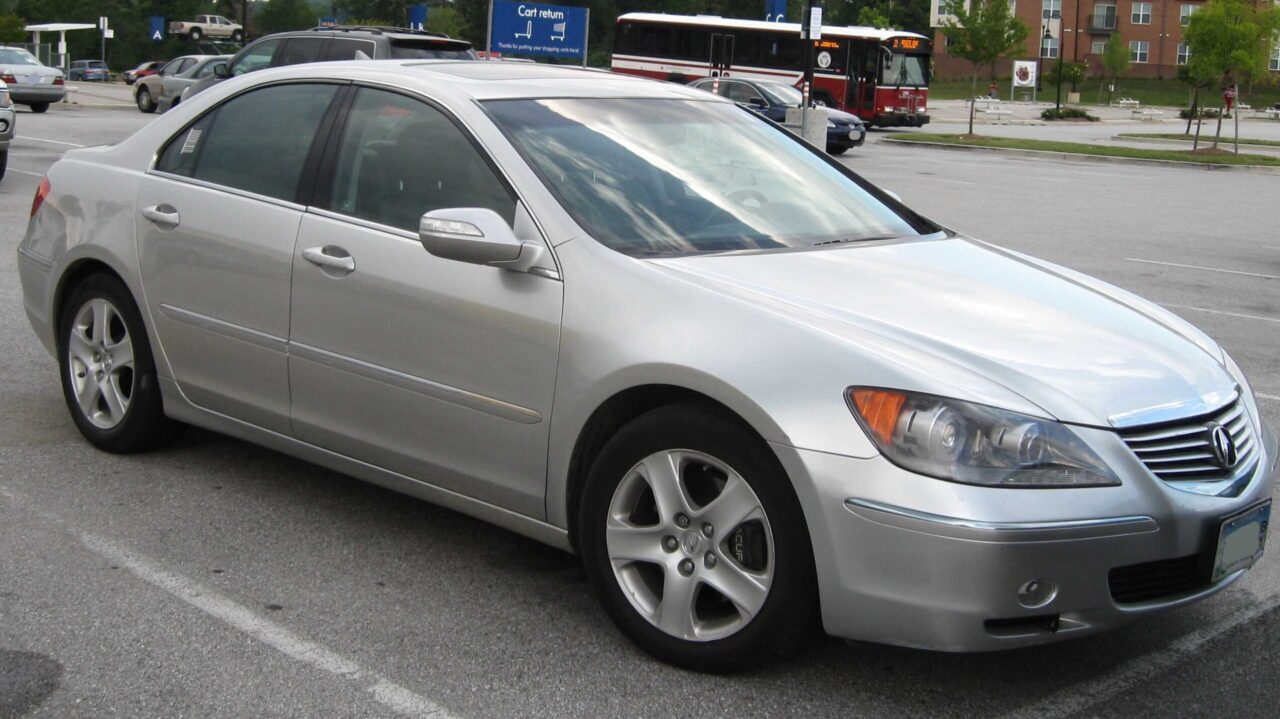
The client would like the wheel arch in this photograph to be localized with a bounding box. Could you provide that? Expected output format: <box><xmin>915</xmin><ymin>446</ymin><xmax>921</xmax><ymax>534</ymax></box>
<box><xmin>52</xmin><ymin>258</ymin><xmax>130</xmax><ymax>339</ymax></box>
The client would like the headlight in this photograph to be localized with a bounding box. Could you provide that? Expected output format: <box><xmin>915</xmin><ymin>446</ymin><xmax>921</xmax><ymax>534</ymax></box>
<box><xmin>0</xmin><ymin>92</ymin><xmax>10</xmax><ymax>109</ymax></box>
<box><xmin>847</xmin><ymin>388</ymin><xmax>1120</xmax><ymax>488</ymax></box>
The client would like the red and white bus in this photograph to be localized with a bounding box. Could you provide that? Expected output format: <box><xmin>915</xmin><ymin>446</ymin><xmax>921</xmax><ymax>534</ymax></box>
<box><xmin>611</xmin><ymin>13</ymin><xmax>931</xmax><ymax>128</ymax></box>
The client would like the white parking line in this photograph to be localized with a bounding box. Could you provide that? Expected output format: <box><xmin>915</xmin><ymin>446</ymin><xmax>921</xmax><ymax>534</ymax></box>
<box><xmin>5</xmin><ymin>167</ymin><xmax>45</xmax><ymax>178</ymax></box>
<box><xmin>1001</xmin><ymin>590</ymin><xmax>1280</xmax><ymax>719</ymax></box>
<box><xmin>1127</xmin><ymin>258</ymin><xmax>1280</xmax><ymax>281</ymax></box>
<box><xmin>1257</xmin><ymin>392</ymin><xmax>1280</xmax><ymax>403</ymax></box>
<box><xmin>79</xmin><ymin>532</ymin><xmax>458</xmax><ymax>719</ymax></box>
<box><xmin>1161</xmin><ymin>303</ymin><xmax>1280</xmax><ymax>325</ymax></box>
<box><xmin>16</xmin><ymin>135</ymin><xmax>86</xmax><ymax>148</ymax></box>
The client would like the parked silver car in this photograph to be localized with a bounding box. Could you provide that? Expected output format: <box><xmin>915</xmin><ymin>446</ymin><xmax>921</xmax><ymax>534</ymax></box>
<box><xmin>135</xmin><ymin>55</ymin><xmax>231</xmax><ymax>113</ymax></box>
<box><xmin>0</xmin><ymin>46</ymin><xmax>65</xmax><ymax>112</ymax></box>
<box><xmin>0</xmin><ymin>79</ymin><xmax>13</xmax><ymax>180</ymax></box>
<box><xmin>18</xmin><ymin>62</ymin><xmax>1276</xmax><ymax>671</ymax></box>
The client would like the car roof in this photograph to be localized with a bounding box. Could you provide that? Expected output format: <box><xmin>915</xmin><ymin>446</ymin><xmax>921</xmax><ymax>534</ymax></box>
<box><xmin>245</xmin><ymin>60</ymin><xmax>726</xmax><ymax>103</ymax></box>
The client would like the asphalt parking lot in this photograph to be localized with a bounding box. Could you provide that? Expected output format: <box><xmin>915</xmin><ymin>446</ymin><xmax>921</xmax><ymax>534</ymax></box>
<box><xmin>1</xmin><ymin>103</ymin><xmax>1277</xmax><ymax>718</ymax></box>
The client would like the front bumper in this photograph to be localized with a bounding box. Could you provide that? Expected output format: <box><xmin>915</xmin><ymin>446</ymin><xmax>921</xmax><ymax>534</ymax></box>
<box><xmin>0</xmin><ymin>109</ymin><xmax>14</xmax><ymax>144</ymax></box>
<box><xmin>827</xmin><ymin>125</ymin><xmax>866</xmax><ymax>149</ymax></box>
<box><xmin>772</xmin><ymin>415</ymin><xmax>1278</xmax><ymax>652</ymax></box>
<box><xmin>873</xmin><ymin>112</ymin><xmax>930</xmax><ymax>128</ymax></box>
<box><xmin>11</xmin><ymin>85</ymin><xmax>67</xmax><ymax>104</ymax></box>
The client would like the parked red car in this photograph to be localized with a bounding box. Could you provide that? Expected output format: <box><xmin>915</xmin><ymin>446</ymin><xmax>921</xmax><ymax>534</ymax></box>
<box><xmin>123</xmin><ymin>61</ymin><xmax>163</xmax><ymax>85</ymax></box>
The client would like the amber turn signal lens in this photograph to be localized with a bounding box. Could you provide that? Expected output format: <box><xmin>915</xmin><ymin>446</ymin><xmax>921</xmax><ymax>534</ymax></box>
<box><xmin>849</xmin><ymin>388</ymin><xmax>906</xmax><ymax>444</ymax></box>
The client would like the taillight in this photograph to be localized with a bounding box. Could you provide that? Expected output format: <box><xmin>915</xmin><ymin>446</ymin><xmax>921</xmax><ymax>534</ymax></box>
<box><xmin>0</xmin><ymin>73</ymin><xmax>15</xmax><ymax>84</ymax></box>
<box><xmin>31</xmin><ymin>177</ymin><xmax>51</xmax><ymax>217</ymax></box>
<box><xmin>53</xmin><ymin>77</ymin><xmax>65</xmax><ymax>86</ymax></box>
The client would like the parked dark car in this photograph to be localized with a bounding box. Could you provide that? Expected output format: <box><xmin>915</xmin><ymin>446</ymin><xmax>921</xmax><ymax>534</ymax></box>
<box><xmin>689</xmin><ymin>77</ymin><xmax>866</xmax><ymax>155</ymax></box>
<box><xmin>124</xmin><ymin>61</ymin><xmax>163</xmax><ymax>85</ymax></box>
<box><xmin>186</xmin><ymin>25</ymin><xmax>476</xmax><ymax>99</ymax></box>
<box><xmin>69</xmin><ymin>60</ymin><xmax>110</xmax><ymax>82</ymax></box>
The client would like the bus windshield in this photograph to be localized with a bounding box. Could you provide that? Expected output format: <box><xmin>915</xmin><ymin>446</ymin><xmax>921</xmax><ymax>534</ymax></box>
<box><xmin>884</xmin><ymin>52</ymin><xmax>928</xmax><ymax>87</ymax></box>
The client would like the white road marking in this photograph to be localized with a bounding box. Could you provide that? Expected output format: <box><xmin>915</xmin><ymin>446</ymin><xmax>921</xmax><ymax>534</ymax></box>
<box><xmin>16</xmin><ymin>135</ymin><xmax>85</xmax><ymax>148</ymax></box>
<box><xmin>1257</xmin><ymin>393</ymin><xmax>1280</xmax><ymax>403</ymax></box>
<box><xmin>1001</xmin><ymin>590</ymin><xmax>1280</xmax><ymax>719</ymax></box>
<box><xmin>1161</xmin><ymin>303</ymin><xmax>1280</xmax><ymax>325</ymax></box>
<box><xmin>1263</xmin><ymin>246</ymin><xmax>1280</xmax><ymax>251</ymax></box>
<box><xmin>5</xmin><ymin>167</ymin><xmax>45</xmax><ymax>178</ymax></box>
<box><xmin>79</xmin><ymin>532</ymin><xmax>458</xmax><ymax>719</ymax></box>
<box><xmin>1127</xmin><ymin>258</ymin><xmax>1280</xmax><ymax>281</ymax></box>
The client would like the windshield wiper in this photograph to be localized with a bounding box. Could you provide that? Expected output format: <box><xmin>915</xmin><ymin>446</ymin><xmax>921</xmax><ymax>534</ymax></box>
<box><xmin>811</xmin><ymin>235</ymin><xmax>901</xmax><ymax>247</ymax></box>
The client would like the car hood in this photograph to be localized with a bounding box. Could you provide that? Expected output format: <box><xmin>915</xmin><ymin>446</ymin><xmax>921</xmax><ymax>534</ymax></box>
<box><xmin>825</xmin><ymin>108</ymin><xmax>862</xmax><ymax>126</ymax></box>
<box><xmin>649</xmin><ymin>236</ymin><xmax>1234</xmax><ymax>428</ymax></box>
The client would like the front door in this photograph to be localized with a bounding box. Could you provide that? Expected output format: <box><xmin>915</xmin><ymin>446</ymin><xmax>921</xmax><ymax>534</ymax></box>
<box><xmin>136</xmin><ymin>82</ymin><xmax>341</xmax><ymax>433</ymax></box>
<box><xmin>288</xmin><ymin>87</ymin><xmax>563</xmax><ymax>518</ymax></box>
<box><xmin>710</xmin><ymin>33</ymin><xmax>735</xmax><ymax>76</ymax></box>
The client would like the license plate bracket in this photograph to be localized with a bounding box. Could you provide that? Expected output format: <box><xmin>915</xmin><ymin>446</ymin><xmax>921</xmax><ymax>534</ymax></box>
<box><xmin>1212</xmin><ymin>501</ymin><xmax>1270</xmax><ymax>583</ymax></box>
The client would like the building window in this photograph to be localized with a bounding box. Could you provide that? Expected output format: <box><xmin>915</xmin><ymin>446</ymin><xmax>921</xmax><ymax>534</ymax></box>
<box><xmin>1180</xmin><ymin>4</ymin><xmax>1198</xmax><ymax>25</ymax></box>
<box><xmin>1271</xmin><ymin>44</ymin><xmax>1280</xmax><ymax>72</ymax></box>
<box><xmin>1041</xmin><ymin>35</ymin><xmax>1060</xmax><ymax>58</ymax></box>
<box><xmin>1177</xmin><ymin>42</ymin><xmax>1190</xmax><ymax>65</ymax></box>
<box><xmin>938</xmin><ymin>0</ymin><xmax>954</xmax><ymax>16</ymax></box>
<box><xmin>1043</xmin><ymin>0</ymin><xmax>1061</xmax><ymax>20</ymax></box>
<box><xmin>1093</xmin><ymin>3</ymin><xmax>1117</xmax><ymax>29</ymax></box>
<box><xmin>1131</xmin><ymin>2</ymin><xmax>1152</xmax><ymax>24</ymax></box>
<box><xmin>1130</xmin><ymin>39</ymin><xmax>1149</xmax><ymax>63</ymax></box>
<box><xmin>1091</xmin><ymin>40</ymin><xmax>1107</xmax><ymax>54</ymax></box>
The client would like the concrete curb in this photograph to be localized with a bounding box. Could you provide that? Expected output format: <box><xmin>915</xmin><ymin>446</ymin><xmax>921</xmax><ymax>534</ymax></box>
<box><xmin>881</xmin><ymin>137</ymin><xmax>1280</xmax><ymax>175</ymax></box>
<box><xmin>1112</xmin><ymin>134</ymin><xmax>1280</xmax><ymax>153</ymax></box>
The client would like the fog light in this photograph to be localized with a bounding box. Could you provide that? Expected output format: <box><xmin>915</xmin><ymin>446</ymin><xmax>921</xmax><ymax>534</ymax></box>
<box><xmin>0</xmin><ymin>120</ymin><xmax>8</xmax><ymax>133</ymax></box>
<box><xmin>1016</xmin><ymin>578</ymin><xmax>1058</xmax><ymax>608</ymax></box>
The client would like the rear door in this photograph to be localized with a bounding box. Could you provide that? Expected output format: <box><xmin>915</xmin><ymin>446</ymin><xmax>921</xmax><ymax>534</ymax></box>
<box><xmin>136</xmin><ymin>82</ymin><xmax>344</xmax><ymax>433</ymax></box>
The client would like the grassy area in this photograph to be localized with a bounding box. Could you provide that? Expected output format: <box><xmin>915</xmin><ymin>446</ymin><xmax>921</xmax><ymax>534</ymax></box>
<box><xmin>928</xmin><ymin>77</ymin><xmax>1280</xmax><ymax>109</ymax></box>
<box><xmin>1119</xmin><ymin>132</ymin><xmax>1280</xmax><ymax>148</ymax></box>
<box><xmin>886</xmin><ymin>133</ymin><xmax>1280</xmax><ymax>166</ymax></box>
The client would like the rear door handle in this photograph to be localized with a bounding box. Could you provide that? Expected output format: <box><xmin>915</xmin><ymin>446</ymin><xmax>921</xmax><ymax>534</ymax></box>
<box><xmin>302</xmin><ymin>245</ymin><xmax>356</xmax><ymax>275</ymax></box>
<box><xmin>141</xmin><ymin>204</ymin><xmax>180</xmax><ymax>228</ymax></box>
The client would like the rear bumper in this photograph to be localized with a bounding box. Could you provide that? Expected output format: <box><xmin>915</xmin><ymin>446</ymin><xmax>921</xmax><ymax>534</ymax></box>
<box><xmin>11</xmin><ymin>86</ymin><xmax>67</xmax><ymax>104</ymax></box>
<box><xmin>771</xmin><ymin>418</ymin><xmax>1277</xmax><ymax>652</ymax></box>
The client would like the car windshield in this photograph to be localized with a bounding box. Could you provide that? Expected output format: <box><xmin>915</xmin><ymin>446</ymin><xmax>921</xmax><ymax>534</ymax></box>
<box><xmin>0</xmin><ymin>48</ymin><xmax>40</xmax><ymax>66</ymax></box>
<box><xmin>486</xmin><ymin>98</ymin><xmax>920</xmax><ymax>257</ymax></box>
<box><xmin>757</xmin><ymin>83</ymin><xmax>802</xmax><ymax>107</ymax></box>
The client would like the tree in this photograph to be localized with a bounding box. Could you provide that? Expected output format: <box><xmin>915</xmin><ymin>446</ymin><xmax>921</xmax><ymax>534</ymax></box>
<box><xmin>255</xmin><ymin>0</ymin><xmax>319</xmax><ymax>35</ymax></box>
<box><xmin>0</xmin><ymin>13</ymin><xmax>25</xmax><ymax>43</ymax></box>
<box><xmin>426</xmin><ymin>5</ymin><xmax>468</xmax><ymax>39</ymax></box>
<box><xmin>1184</xmin><ymin>0</ymin><xmax>1280</xmax><ymax>152</ymax></box>
<box><xmin>1052</xmin><ymin>59</ymin><xmax>1087</xmax><ymax>93</ymax></box>
<box><xmin>857</xmin><ymin>6</ymin><xmax>891</xmax><ymax>28</ymax></box>
<box><xmin>940</xmin><ymin>0</ymin><xmax>1029</xmax><ymax>135</ymax></box>
<box><xmin>1098</xmin><ymin>34</ymin><xmax>1130</xmax><ymax>106</ymax></box>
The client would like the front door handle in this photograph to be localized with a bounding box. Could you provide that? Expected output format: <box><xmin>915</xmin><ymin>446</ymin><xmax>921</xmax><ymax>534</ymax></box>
<box><xmin>141</xmin><ymin>204</ymin><xmax>180</xmax><ymax>228</ymax></box>
<box><xmin>302</xmin><ymin>245</ymin><xmax>356</xmax><ymax>275</ymax></box>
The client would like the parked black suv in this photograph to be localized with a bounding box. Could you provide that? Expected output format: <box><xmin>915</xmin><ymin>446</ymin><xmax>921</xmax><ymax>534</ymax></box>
<box><xmin>187</xmin><ymin>26</ymin><xmax>476</xmax><ymax>98</ymax></box>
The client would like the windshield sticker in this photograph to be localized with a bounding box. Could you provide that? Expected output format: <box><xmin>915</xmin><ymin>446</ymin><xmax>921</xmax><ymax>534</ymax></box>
<box><xmin>179</xmin><ymin>128</ymin><xmax>202</xmax><ymax>154</ymax></box>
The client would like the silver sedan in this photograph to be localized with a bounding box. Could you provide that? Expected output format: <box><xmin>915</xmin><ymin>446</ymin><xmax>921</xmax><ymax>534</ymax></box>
<box><xmin>0</xmin><ymin>80</ymin><xmax>13</xmax><ymax>180</ymax></box>
<box><xmin>0</xmin><ymin>46</ymin><xmax>65</xmax><ymax>112</ymax></box>
<box><xmin>134</xmin><ymin>54</ymin><xmax>230</xmax><ymax>114</ymax></box>
<box><xmin>18</xmin><ymin>61</ymin><xmax>1276</xmax><ymax>671</ymax></box>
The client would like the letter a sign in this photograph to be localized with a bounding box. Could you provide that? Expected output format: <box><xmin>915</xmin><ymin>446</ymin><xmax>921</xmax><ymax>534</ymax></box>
<box><xmin>150</xmin><ymin>16</ymin><xmax>165</xmax><ymax>43</ymax></box>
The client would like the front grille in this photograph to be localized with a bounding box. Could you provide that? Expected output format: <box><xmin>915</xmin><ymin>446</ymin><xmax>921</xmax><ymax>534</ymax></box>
<box><xmin>1118</xmin><ymin>398</ymin><xmax>1257</xmax><ymax>486</ymax></box>
<box><xmin>1109</xmin><ymin>555</ymin><xmax>1207</xmax><ymax>604</ymax></box>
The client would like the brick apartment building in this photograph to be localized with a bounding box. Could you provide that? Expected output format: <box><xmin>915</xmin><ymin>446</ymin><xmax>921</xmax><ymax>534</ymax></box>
<box><xmin>929</xmin><ymin>0</ymin><xmax>1279</xmax><ymax>80</ymax></box>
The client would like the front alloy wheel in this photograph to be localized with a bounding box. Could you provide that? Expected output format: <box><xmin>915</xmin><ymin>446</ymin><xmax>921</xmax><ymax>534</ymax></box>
<box><xmin>607</xmin><ymin>450</ymin><xmax>774</xmax><ymax>642</ymax></box>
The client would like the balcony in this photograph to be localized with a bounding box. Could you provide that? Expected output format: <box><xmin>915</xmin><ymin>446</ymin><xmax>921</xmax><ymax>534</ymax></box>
<box><xmin>1088</xmin><ymin>14</ymin><xmax>1118</xmax><ymax>32</ymax></box>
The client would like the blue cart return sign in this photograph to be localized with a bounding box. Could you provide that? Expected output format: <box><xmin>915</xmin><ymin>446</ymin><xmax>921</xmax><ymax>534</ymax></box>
<box><xmin>491</xmin><ymin>2</ymin><xmax>588</xmax><ymax>60</ymax></box>
<box><xmin>149</xmin><ymin>16</ymin><xmax>165</xmax><ymax>42</ymax></box>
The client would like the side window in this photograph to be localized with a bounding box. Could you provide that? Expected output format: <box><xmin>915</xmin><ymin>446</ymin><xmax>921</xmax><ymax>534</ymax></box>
<box><xmin>176</xmin><ymin>58</ymin><xmax>197</xmax><ymax>75</ymax></box>
<box><xmin>325</xmin><ymin>88</ymin><xmax>516</xmax><ymax>232</ymax></box>
<box><xmin>156</xmin><ymin>83</ymin><xmax>339</xmax><ymax>202</ymax></box>
<box><xmin>195</xmin><ymin>60</ymin><xmax>220</xmax><ymax>78</ymax></box>
<box><xmin>160</xmin><ymin>58</ymin><xmax>185</xmax><ymax>75</ymax></box>
<box><xmin>231</xmin><ymin>39</ymin><xmax>280</xmax><ymax>76</ymax></box>
<box><xmin>274</xmin><ymin>38</ymin><xmax>327</xmax><ymax>67</ymax></box>
<box><xmin>725</xmin><ymin>82</ymin><xmax>762</xmax><ymax>104</ymax></box>
<box><xmin>324</xmin><ymin>38</ymin><xmax>377</xmax><ymax>61</ymax></box>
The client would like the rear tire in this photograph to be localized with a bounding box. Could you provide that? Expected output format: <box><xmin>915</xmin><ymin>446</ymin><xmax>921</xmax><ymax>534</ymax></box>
<box><xmin>57</xmin><ymin>273</ymin><xmax>183</xmax><ymax>453</ymax></box>
<box><xmin>29</xmin><ymin>102</ymin><xmax>49</xmax><ymax>114</ymax></box>
<box><xmin>136</xmin><ymin>87</ymin><xmax>155</xmax><ymax>114</ymax></box>
<box><xmin>579</xmin><ymin>403</ymin><xmax>818</xmax><ymax>672</ymax></box>
<box><xmin>189</xmin><ymin>28</ymin><xmax>203</xmax><ymax>42</ymax></box>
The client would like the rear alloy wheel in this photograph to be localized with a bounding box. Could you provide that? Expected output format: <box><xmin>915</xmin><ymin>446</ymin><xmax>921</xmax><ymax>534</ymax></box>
<box><xmin>29</xmin><ymin>102</ymin><xmax>49</xmax><ymax>114</ymax></box>
<box><xmin>189</xmin><ymin>28</ymin><xmax>203</xmax><ymax>42</ymax></box>
<box><xmin>136</xmin><ymin>87</ymin><xmax>155</xmax><ymax>113</ymax></box>
<box><xmin>58</xmin><ymin>273</ymin><xmax>182</xmax><ymax>453</ymax></box>
<box><xmin>581</xmin><ymin>404</ymin><xmax>817</xmax><ymax>672</ymax></box>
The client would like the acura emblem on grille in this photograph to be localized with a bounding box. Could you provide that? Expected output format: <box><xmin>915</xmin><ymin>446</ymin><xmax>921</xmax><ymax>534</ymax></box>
<box><xmin>1209</xmin><ymin>423</ymin><xmax>1238</xmax><ymax>469</ymax></box>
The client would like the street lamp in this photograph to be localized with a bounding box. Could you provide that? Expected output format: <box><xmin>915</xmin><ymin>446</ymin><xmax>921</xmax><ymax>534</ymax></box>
<box><xmin>1043</xmin><ymin>26</ymin><xmax>1064</xmax><ymax>112</ymax></box>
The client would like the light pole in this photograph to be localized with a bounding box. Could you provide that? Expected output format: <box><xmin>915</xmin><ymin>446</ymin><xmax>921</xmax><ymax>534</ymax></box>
<box><xmin>1053</xmin><ymin>30</ymin><xmax>1064</xmax><ymax>112</ymax></box>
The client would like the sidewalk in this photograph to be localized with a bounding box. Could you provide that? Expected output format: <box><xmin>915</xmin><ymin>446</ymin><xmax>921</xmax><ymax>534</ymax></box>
<box><xmin>52</xmin><ymin>81</ymin><xmax>136</xmax><ymax>111</ymax></box>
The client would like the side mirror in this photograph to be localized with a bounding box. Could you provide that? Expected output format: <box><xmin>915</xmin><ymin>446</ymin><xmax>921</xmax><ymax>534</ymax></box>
<box><xmin>746</xmin><ymin>96</ymin><xmax>767</xmax><ymax>108</ymax></box>
<box><xmin>419</xmin><ymin>208</ymin><xmax>545</xmax><ymax>273</ymax></box>
<box><xmin>213</xmin><ymin>62</ymin><xmax>230</xmax><ymax>79</ymax></box>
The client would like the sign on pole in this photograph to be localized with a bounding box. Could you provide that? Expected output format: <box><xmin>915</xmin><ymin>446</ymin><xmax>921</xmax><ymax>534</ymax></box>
<box><xmin>149</xmin><ymin>16</ymin><xmax>165</xmax><ymax>42</ymax></box>
<box><xmin>807</xmin><ymin>6</ymin><xmax>823</xmax><ymax>39</ymax></box>
<box><xmin>490</xmin><ymin>2</ymin><xmax>589</xmax><ymax>62</ymax></box>
<box><xmin>408</xmin><ymin>5</ymin><xmax>428</xmax><ymax>32</ymax></box>
<box><xmin>765</xmin><ymin>0</ymin><xmax>787</xmax><ymax>21</ymax></box>
<box><xmin>1012</xmin><ymin>60</ymin><xmax>1037</xmax><ymax>88</ymax></box>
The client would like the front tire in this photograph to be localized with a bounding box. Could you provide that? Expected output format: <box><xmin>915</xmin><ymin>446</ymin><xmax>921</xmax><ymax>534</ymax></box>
<box><xmin>0</xmin><ymin>149</ymin><xmax>7</xmax><ymax>181</ymax></box>
<box><xmin>136</xmin><ymin>87</ymin><xmax>155</xmax><ymax>113</ymax></box>
<box><xmin>580</xmin><ymin>403</ymin><xmax>818</xmax><ymax>672</ymax></box>
<box><xmin>57</xmin><ymin>273</ymin><xmax>182</xmax><ymax>453</ymax></box>
<box><xmin>231</xmin><ymin>29</ymin><xmax>243</xmax><ymax>43</ymax></box>
<box><xmin>29</xmin><ymin>102</ymin><xmax>49</xmax><ymax>114</ymax></box>
<box><xmin>828</xmin><ymin>144</ymin><xmax>850</xmax><ymax>155</ymax></box>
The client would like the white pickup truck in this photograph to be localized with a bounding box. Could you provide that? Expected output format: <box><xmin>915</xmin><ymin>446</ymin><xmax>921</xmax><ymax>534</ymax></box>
<box><xmin>169</xmin><ymin>15</ymin><xmax>244</xmax><ymax>43</ymax></box>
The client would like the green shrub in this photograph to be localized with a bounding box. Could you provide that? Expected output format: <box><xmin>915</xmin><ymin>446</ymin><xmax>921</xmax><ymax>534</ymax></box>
<box><xmin>1041</xmin><ymin>107</ymin><xmax>1099</xmax><ymax>121</ymax></box>
<box><xmin>1178</xmin><ymin>107</ymin><xmax>1231</xmax><ymax>119</ymax></box>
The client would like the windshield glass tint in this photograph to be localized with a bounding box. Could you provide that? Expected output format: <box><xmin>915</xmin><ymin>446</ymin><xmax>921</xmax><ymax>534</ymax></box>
<box><xmin>0</xmin><ymin>49</ymin><xmax>39</xmax><ymax>66</ymax></box>
<box><xmin>758</xmin><ymin>83</ymin><xmax>802</xmax><ymax>107</ymax></box>
<box><xmin>486</xmin><ymin>98</ymin><xmax>917</xmax><ymax>257</ymax></box>
<box><xmin>885</xmin><ymin>53</ymin><xmax>928</xmax><ymax>86</ymax></box>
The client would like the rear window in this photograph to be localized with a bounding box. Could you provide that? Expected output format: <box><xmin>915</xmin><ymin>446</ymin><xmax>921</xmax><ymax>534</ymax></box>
<box><xmin>388</xmin><ymin>40</ymin><xmax>477</xmax><ymax>60</ymax></box>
